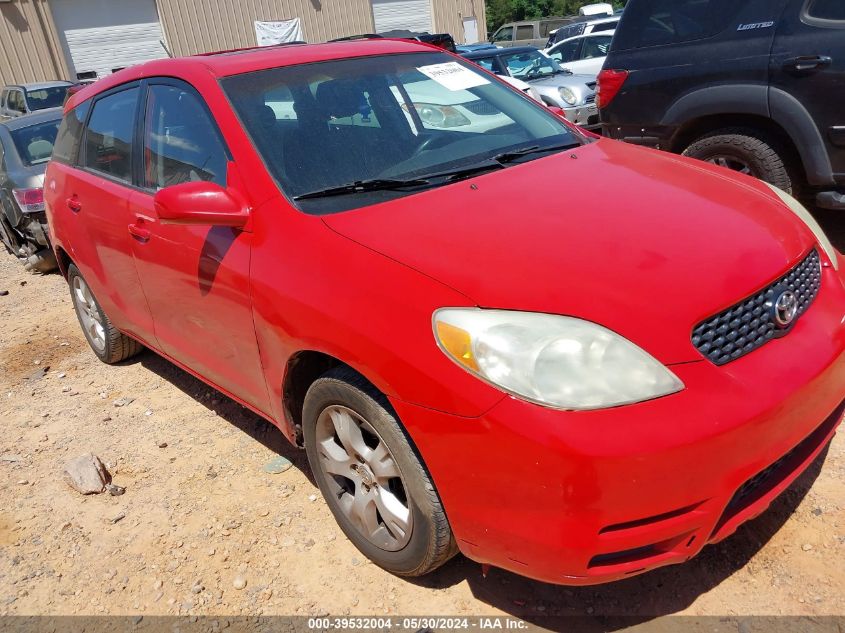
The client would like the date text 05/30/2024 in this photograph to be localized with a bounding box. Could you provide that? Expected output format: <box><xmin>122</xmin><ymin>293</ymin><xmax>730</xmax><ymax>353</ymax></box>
<box><xmin>307</xmin><ymin>618</ymin><xmax>530</xmax><ymax>630</ymax></box>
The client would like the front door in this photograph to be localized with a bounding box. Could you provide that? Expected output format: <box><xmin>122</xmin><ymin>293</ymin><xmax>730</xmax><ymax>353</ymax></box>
<box><xmin>127</xmin><ymin>79</ymin><xmax>270</xmax><ymax>411</ymax></box>
<box><xmin>770</xmin><ymin>0</ymin><xmax>845</xmax><ymax>181</ymax></box>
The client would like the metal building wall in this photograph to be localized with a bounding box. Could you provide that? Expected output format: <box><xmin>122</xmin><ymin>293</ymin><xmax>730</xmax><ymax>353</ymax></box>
<box><xmin>155</xmin><ymin>0</ymin><xmax>379</xmax><ymax>56</ymax></box>
<box><xmin>0</xmin><ymin>0</ymin><xmax>69</xmax><ymax>85</ymax></box>
<box><xmin>431</xmin><ymin>0</ymin><xmax>486</xmax><ymax>44</ymax></box>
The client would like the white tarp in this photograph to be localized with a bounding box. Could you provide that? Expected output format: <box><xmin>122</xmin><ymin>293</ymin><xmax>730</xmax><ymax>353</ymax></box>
<box><xmin>254</xmin><ymin>18</ymin><xmax>303</xmax><ymax>46</ymax></box>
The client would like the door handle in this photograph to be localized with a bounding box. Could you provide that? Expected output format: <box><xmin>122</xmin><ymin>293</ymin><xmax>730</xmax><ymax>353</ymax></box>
<box><xmin>128</xmin><ymin>222</ymin><xmax>151</xmax><ymax>243</ymax></box>
<box><xmin>66</xmin><ymin>196</ymin><xmax>82</xmax><ymax>213</ymax></box>
<box><xmin>783</xmin><ymin>55</ymin><xmax>832</xmax><ymax>74</ymax></box>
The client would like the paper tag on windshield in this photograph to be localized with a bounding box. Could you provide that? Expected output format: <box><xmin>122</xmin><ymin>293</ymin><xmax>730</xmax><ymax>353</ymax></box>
<box><xmin>417</xmin><ymin>62</ymin><xmax>489</xmax><ymax>91</ymax></box>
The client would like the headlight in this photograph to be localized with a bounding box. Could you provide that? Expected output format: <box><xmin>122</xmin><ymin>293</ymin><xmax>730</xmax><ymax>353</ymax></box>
<box><xmin>400</xmin><ymin>102</ymin><xmax>470</xmax><ymax>128</ymax></box>
<box><xmin>558</xmin><ymin>87</ymin><xmax>577</xmax><ymax>106</ymax></box>
<box><xmin>433</xmin><ymin>309</ymin><xmax>684</xmax><ymax>411</ymax></box>
<box><xmin>765</xmin><ymin>183</ymin><xmax>839</xmax><ymax>271</ymax></box>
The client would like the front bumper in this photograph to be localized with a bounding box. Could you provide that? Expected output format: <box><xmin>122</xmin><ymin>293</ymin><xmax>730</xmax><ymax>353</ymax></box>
<box><xmin>563</xmin><ymin>102</ymin><xmax>600</xmax><ymax>130</ymax></box>
<box><xmin>391</xmin><ymin>262</ymin><xmax>845</xmax><ymax>585</ymax></box>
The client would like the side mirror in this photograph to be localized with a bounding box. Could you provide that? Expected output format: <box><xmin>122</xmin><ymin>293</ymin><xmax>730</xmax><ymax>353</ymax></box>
<box><xmin>547</xmin><ymin>105</ymin><xmax>567</xmax><ymax>118</ymax></box>
<box><xmin>154</xmin><ymin>181</ymin><xmax>249</xmax><ymax>227</ymax></box>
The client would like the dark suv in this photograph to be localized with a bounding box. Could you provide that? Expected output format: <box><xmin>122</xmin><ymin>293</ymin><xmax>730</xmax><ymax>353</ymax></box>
<box><xmin>598</xmin><ymin>0</ymin><xmax>845</xmax><ymax>209</ymax></box>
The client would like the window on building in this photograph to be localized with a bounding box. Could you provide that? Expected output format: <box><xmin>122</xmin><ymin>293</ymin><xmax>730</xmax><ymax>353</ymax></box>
<box><xmin>143</xmin><ymin>84</ymin><xmax>228</xmax><ymax>190</ymax></box>
<box><xmin>83</xmin><ymin>87</ymin><xmax>138</xmax><ymax>182</ymax></box>
<box><xmin>805</xmin><ymin>0</ymin><xmax>845</xmax><ymax>21</ymax></box>
<box><xmin>613</xmin><ymin>0</ymin><xmax>743</xmax><ymax>50</ymax></box>
<box><xmin>53</xmin><ymin>101</ymin><xmax>90</xmax><ymax>166</ymax></box>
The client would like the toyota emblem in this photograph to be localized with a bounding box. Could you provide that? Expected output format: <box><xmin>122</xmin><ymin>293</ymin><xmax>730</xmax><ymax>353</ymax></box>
<box><xmin>773</xmin><ymin>290</ymin><xmax>798</xmax><ymax>328</ymax></box>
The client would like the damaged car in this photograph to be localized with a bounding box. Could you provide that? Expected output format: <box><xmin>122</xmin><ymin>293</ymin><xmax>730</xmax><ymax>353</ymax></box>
<box><xmin>0</xmin><ymin>107</ymin><xmax>61</xmax><ymax>272</ymax></box>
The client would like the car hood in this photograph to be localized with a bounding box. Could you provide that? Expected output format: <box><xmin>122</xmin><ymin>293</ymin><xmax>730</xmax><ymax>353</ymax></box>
<box><xmin>323</xmin><ymin>140</ymin><xmax>816</xmax><ymax>364</ymax></box>
<box><xmin>526</xmin><ymin>72</ymin><xmax>594</xmax><ymax>90</ymax></box>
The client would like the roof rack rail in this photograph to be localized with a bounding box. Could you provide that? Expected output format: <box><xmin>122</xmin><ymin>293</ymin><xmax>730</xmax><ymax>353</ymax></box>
<box><xmin>195</xmin><ymin>41</ymin><xmax>308</xmax><ymax>57</ymax></box>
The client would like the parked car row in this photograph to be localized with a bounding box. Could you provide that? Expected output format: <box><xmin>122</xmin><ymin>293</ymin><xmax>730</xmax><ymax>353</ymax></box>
<box><xmin>599</xmin><ymin>0</ymin><xmax>845</xmax><ymax>209</ymax></box>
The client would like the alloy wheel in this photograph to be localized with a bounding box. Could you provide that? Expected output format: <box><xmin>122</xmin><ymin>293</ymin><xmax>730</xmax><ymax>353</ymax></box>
<box><xmin>314</xmin><ymin>404</ymin><xmax>413</xmax><ymax>551</ymax></box>
<box><xmin>72</xmin><ymin>276</ymin><xmax>106</xmax><ymax>353</ymax></box>
<box><xmin>707</xmin><ymin>154</ymin><xmax>754</xmax><ymax>176</ymax></box>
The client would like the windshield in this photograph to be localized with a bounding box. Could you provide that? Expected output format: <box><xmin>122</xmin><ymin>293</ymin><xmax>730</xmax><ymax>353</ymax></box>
<box><xmin>10</xmin><ymin>119</ymin><xmax>60</xmax><ymax>166</ymax></box>
<box><xmin>24</xmin><ymin>86</ymin><xmax>69</xmax><ymax>111</ymax></box>
<box><xmin>223</xmin><ymin>52</ymin><xmax>579</xmax><ymax>214</ymax></box>
<box><xmin>499</xmin><ymin>50</ymin><xmax>566</xmax><ymax>80</ymax></box>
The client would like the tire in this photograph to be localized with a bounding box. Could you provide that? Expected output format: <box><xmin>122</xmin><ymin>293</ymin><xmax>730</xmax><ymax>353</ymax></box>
<box><xmin>0</xmin><ymin>214</ymin><xmax>20</xmax><ymax>256</ymax></box>
<box><xmin>303</xmin><ymin>366</ymin><xmax>457</xmax><ymax>577</ymax></box>
<box><xmin>682</xmin><ymin>129</ymin><xmax>795</xmax><ymax>194</ymax></box>
<box><xmin>67</xmin><ymin>264</ymin><xmax>143</xmax><ymax>364</ymax></box>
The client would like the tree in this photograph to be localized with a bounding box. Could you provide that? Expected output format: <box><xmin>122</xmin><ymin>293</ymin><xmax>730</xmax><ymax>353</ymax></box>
<box><xmin>486</xmin><ymin>0</ymin><xmax>626</xmax><ymax>32</ymax></box>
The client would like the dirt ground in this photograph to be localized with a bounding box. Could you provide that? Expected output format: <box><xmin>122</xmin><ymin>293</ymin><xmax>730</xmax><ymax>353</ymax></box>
<box><xmin>1</xmin><ymin>211</ymin><xmax>845</xmax><ymax>626</ymax></box>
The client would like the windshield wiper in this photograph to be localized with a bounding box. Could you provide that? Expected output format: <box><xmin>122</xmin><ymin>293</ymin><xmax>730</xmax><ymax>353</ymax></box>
<box><xmin>493</xmin><ymin>142</ymin><xmax>582</xmax><ymax>164</ymax></box>
<box><xmin>293</xmin><ymin>178</ymin><xmax>431</xmax><ymax>200</ymax></box>
<box><xmin>416</xmin><ymin>160</ymin><xmax>505</xmax><ymax>183</ymax></box>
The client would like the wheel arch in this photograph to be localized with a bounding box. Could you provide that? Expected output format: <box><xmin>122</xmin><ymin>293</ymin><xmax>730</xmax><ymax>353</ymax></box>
<box><xmin>281</xmin><ymin>350</ymin><xmax>352</xmax><ymax>446</ymax></box>
<box><xmin>54</xmin><ymin>245</ymin><xmax>73</xmax><ymax>279</ymax></box>
<box><xmin>661</xmin><ymin>84</ymin><xmax>834</xmax><ymax>187</ymax></box>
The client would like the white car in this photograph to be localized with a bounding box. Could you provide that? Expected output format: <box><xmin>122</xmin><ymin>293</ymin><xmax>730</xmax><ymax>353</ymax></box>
<box><xmin>545</xmin><ymin>32</ymin><xmax>614</xmax><ymax>78</ymax></box>
<box><xmin>500</xmin><ymin>76</ymin><xmax>542</xmax><ymax>103</ymax></box>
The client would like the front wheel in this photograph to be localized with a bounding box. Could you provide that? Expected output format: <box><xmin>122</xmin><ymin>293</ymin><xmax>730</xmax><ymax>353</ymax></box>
<box><xmin>67</xmin><ymin>264</ymin><xmax>143</xmax><ymax>364</ymax></box>
<box><xmin>682</xmin><ymin>130</ymin><xmax>795</xmax><ymax>194</ymax></box>
<box><xmin>303</xmin><ymin>366</ymin><xmax>457</xmax><ymax>576</ymax></box>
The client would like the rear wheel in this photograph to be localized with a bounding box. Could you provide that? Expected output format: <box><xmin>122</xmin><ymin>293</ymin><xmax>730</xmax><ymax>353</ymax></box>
<box><xmin>67</xmin><ymin>264</ymin><xmax>143</xmax><ymax>364</ymax></box>
<box><xmin>303</xmin><ymin>366</ymin><xmax>457</xmax><ymax>577</ymax></box>
<box><xmin>682</xmin><ymin>130</ymin><xmax>795</xmax><ymax>194</ymax></box>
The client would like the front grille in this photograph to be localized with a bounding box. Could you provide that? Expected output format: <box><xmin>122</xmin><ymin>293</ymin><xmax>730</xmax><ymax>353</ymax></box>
<box><xmin>584</xmin><ymin>93</ymin><xmax>596</xmax><ymax>105</ymax></box>
<box><xmin>461</xmin><ymin>100</ymin><xmax>498</xmax><ymax>116</ymax></box>
<box><xmin>691</xmin><ymin>250</ymin><xmax>821</xmax><ymax>365</ymax></box>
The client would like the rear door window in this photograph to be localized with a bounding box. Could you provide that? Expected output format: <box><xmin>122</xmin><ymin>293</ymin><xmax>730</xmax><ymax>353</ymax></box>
<box><xmin>582</xmin><ymin>35</ymin><xmax>613</xmax><ymax>59</ymax></box>
<box><xmin>53</xmin><ymin>101</ymin><xmax>91</xmax><ymax>165</ymax></box>
<box><xmin>515</xmin><ymin>25</ymin><xmax>534</xmax><ymax>41</ymax></box>
<box><xmin>613</xmin><ymin>0</ymin><xmax>744</xmax><ymax>50</ymax></box>
<box><xmin>804</xmin><ymin>0</ymin><xmax>845</xmax><ymax>21</ymax></box>
<box><xmin>83</xmin><ymin>87</ymin><xmax>139</xmax><ymax>182</ymax></box>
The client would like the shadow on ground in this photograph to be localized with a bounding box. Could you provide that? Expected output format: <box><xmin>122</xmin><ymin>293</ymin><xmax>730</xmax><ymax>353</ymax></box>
<box><xmin>134</xmin><ymin>351</ymin><xmax>315</xmax><ymax>486</ymax></box>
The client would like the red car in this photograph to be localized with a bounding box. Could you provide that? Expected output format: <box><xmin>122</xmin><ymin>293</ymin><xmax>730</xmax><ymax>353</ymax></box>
<box><xmin>45</xmin><ymin>39</ymin><xmax>845</xmax><ymax>586</ymax></box>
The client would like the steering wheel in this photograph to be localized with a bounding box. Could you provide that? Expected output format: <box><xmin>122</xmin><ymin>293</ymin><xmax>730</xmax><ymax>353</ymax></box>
<box><xmin>412</xmin><ymin>134</ymin><xmax>444</xmax><ymax>157</ymax></box>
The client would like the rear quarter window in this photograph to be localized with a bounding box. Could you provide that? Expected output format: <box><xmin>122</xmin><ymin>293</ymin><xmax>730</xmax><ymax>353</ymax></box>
<box><xmin>515</xmin><ymin>25</ymin><xmax>534</xmax><ymax>40</ymax></box>
<box><xmin>52</xmin><ymin>101</ymin><xmax>91</xmax><ymax>165</ymax></box>
<box><xmin>803</xmin><ymin>0</ymin><xmax>845</xmax><ymax>23</ymax></box>
<box><xmin>613</xmin><ymin>0</ymin><xmax>744</xmax><ymax>50</ymax></box>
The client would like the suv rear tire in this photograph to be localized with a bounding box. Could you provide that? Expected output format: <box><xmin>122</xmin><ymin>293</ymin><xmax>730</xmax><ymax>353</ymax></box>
<box><xmin>682</xmin><ymin>130</ymin><xmax>795</xmax><ymax>194</ymax></box>
<box><xmin>67</xmin><ymin>264</ymin><xmax>143</xmax><ymax>364</ymax></box>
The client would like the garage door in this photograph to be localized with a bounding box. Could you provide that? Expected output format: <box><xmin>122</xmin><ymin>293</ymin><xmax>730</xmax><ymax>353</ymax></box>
<box><xmin>50</xmin><ymin>0</ymin><xmax>168</xmax><ymax>80</ymax></box>
<box><xmin>371</xmin><ymin>0</ymin><xmax>433</xmax><ymax>34</ymax></box>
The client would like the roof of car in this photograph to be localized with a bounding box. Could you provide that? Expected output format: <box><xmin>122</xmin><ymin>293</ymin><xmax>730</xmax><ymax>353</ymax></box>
<box><xmin>462</xmin><ymin>46</ymin><xmax>540</xmax><ymax>59</ymax></box>
<box><xmin>66</xmin><ymin>39</ymin><xmax>442</xmax><ymax>110</ymax></box>
<box><xmin>4</xmin><ymin>81</ymin><xmax>73</xmax><ymax>91</ymax></box>
<box><xmin>0</xmin><ymin>107</ymin><xmax>63</xmax><ymax>130</ymax></box>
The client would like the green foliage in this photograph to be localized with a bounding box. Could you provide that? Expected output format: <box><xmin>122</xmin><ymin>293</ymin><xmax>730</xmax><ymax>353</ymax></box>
<box><xmin>486</xmin><ymin>0</ymin><xmax>626</xmax><ymax>32</ymax></box>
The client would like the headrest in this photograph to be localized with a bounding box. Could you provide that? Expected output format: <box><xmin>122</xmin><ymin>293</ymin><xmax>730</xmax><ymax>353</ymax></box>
<box><xmin>314</xmin><ymin>79</ymin><xmax>365</xmax><ymax>119</ymax></box>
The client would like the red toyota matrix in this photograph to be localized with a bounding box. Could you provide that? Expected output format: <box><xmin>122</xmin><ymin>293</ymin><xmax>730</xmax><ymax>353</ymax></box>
<box><xmin>45</xmin><ymin>40</ymin><xmax>845</xmax><ymax>585</ymax></box>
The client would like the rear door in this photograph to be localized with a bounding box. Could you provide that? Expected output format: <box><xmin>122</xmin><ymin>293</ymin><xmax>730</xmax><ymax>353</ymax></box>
<box><xmin>49</xmin><ymin>84</ymin><xmax>156</xmax><ymax>341</ymax></box>
<box><xmin>770</xmin><ymin>0</ymin><xmax>845</xmax><ymax>181</ymax></box>
<box><xmin>127</xmin><ymin>78</ymin><xmax>269</xmax><ymax>411</ymax></box>
<box><xmin>602</xmin><ymin>0</ymin><xmax>785</xmax><ymax>138</ymax></box>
